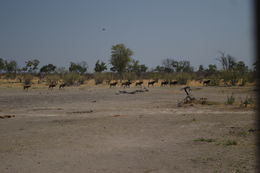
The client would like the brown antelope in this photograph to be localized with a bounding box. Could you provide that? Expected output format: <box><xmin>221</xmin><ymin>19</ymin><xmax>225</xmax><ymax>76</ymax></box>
<box><xmin>23</xmin><ymin>84</ymin><xmax>31</xmax><ymax>91</ymax></box>
<box><xmin>109</xmin><ymin>81</ymin><xmax>117</xmax><ymax>88</ymax></box>
<box><xmin>161</xmin><ymin>80</ymin><xmax>169</xmax><ymax>87</ymax></box>
<box><xmin>202</xmin><ymin>79</ymin><xmax>211</xmax><ymax>86</ymax></box>
<box><xmin>48</xmin><ymin>82</ymin><xmax>57</xmax><ymax>89</ymax></box>
<box><xmin>135</xmin><ymin>81</ymin><xmax>143</xmax><ymax>87</ymax></box>
<box><xmin>148</xmin><ymin>80</ymin><xmax>157</xmax><ymax>87</ymax></box>
<box><xmin>59</xmin><ymin>83</ymin><xmax>66</xmax><ymax>89</ymax></box>
<box><xmin>121</xmin><ymin>80</ymin><xmax>132</xmax><ymax>88</ymax></box>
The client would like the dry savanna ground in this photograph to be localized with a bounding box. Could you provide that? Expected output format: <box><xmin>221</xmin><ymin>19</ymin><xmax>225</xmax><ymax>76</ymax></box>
<box><xmin>0</xmin><ymin>81</ymin><xmax>258</xmax><ymax>173</ymax></box>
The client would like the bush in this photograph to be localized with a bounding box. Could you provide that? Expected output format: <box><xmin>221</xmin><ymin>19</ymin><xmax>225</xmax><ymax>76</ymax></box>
<box><xmin>62</xmin><ymin>73</ymin><xmax>81</xmax><ymax>86</ymax></box>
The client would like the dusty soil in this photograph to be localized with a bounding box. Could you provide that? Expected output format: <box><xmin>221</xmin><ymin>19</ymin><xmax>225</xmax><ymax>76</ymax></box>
<box><xmin>0</xmin><ymin>85</ymin><xmax>257</xmax><ymax>173</ymax></box>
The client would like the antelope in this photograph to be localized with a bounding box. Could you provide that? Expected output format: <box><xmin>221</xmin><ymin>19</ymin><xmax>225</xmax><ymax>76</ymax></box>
<box><xmin>59</xmin><ymin>83</ymin><xmax>66</xmax><ymax>89</ymax></box>
<box><xmin>148</xmin><ymin>80</ymin><xmax>157</xmax><ymax>87</ymax></box>
<box><xmin>135</xmin><ymin>81</ymin><xmax>143</xmax><ymax>87</ymax></box>
<box><xmin>121</xmin><ymin>80</ymin><xmax>132</xmax><ymax>88</ymax></box>
<box><xmin>109</xmin><ymin>81</ymin><xmax>117</xmax><ymax>88</ymax></box>
<box><xmin>161</xmin><ymin>80</ymin><xmax>169</xmax><ymax>87</ymax></box>
<box><xmin>202</xmin><ymin>79</ymin><xmax>211</xmax><ymax>86</ymax></box>
<box><xmin>23</xmin><ymin>84</ymin><xmax>31</xmax><ymax>91</ymax></box>
<box><xmin>48</xmin><ymin>82</ymin><xmax>57</xmax><ymax>89</ymax></box>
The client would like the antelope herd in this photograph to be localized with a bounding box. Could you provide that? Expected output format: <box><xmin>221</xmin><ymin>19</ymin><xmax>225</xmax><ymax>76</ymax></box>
<box><xmin>22</xmin><ymin>79</ymin><xmax>212</xmax><ymax>91</ymax></box>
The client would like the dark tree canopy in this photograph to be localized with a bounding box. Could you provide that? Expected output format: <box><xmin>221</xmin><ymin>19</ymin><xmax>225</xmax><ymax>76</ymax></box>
<box><xmin>69</xmin><ymin>61</ymin><xmax>88</xmax><ymax>74</ymax></box>
<box><xmin>198</xmin><ymin>65</ymin><xmax>204</xmax><ymax>72</ymax></box>
<box><xmin>94</xmin><ymin>60</ymin><xmax>107</xmax><ymax>72</ymax></box>
<box><xmin>160</xmin><ymin>58</ymin><xmax>193</xmax><ymax>73</ymax></box>
<box><xmin>127</xmin><ymin>59</ymin><xmax>148</xmax><ymax>74</ymax></box>
<box><xmin>206</xmin><ymin>64</ymin><xmax>217</xmax><ymax>74</ymax></box>
<box><xmin>24</xmin><ymin>59</ymin><xmax>40</xmax><ymax>73</ymax></box>
<box><xmin>5</xmin><ymin>60</ymin><xmax>17</xmax><ymax>73</ymax></box>
<box><xmin>40</xmin><ymin>64</ymin><xmax>57</xmax><ymax>74</ymax></box>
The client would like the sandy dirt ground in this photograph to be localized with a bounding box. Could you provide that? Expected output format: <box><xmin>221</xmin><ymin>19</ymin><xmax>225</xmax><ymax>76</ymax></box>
<box><xmin>0</xmin><ymin>85</ymin><xmax>258</xmax><ymax>173</ymax></box>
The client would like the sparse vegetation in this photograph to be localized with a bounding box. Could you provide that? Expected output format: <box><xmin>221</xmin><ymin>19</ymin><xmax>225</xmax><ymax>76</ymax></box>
<box><xmin>62</xmin><ymin>72</ymin><xmax>81</xmax><ymax>86</ymax></box>
<box><xmin>240</xmin><ymin>96</ymin><xmax>254</xmax><ymax>108</ymax></box>
<box><xmin>46</xmin><ymin>74</ymin><xmax>60</xmax><ymax>85</ymax></box>
<box><xmin>0</xmin><ymin>50</ymin><xmax>256</xmax><ymax>89</ymax></box>
<box><xmin>223</xmin><ymin>140</ymin><xmax>238</xmax><ymax>146</ymax></box>
<box><xmin>194</xmin><ymin>138</ymin><xmax>216</xmax><ymax>143</ymax></box>
<box><xmin>226</xmin><ymin>93</ymin><xmax>235</xmax><ymax>105</ymax></box>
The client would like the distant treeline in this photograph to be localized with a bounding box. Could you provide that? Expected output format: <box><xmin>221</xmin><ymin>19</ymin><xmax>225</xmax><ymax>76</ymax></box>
<box><xmin>0</xmin><ymin>44</ymin><xmax>256</xmax><ymax>86</ymax></box>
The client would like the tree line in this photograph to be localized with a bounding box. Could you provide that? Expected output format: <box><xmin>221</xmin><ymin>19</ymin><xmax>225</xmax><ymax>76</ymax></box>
<box><xmin>0</xmin><ymin>43</ymin><xmax>256</xmax><ymax>86</ymax></box>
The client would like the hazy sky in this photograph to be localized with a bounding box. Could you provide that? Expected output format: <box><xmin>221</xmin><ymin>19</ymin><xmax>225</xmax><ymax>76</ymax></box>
<box><xmin>0</xmin><ymin>0</ymin><xmax>254</xmax><ymax>72</ymax></box>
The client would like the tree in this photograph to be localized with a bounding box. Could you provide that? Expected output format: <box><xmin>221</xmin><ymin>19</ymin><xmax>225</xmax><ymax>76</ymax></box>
<box><xmin>153</xmin><ymin>65</ymin><xmax>165</xmax><ymax>72</ymax></box>
<box><xmin>233</xmin><ymin>61</ymin><xmax>248</xmax><ymax>75</ymax></box>
<box><xmin>5</xmin><ymin>60</ymin><xmax>17</xmax><ymax>73</ymax></box>
<box><xmin>162</xmin><ymin>58</ymin><xmax>175</xmax><ymax>73</ymax></box>
<box><xmin>217</xmin><ymin>52</ymin><xmax>236</xmax><ymax>71</ymax></box>
<box><xmin>139</xmin><ymin>64</ymin><xmax>148</xmax><ymax>73</ymax></box>
<box><xmin>40</xmin><ymin>64</ymin><xmax>56</xmax><ymax>74</ymax></box>
<box><xmin>24</xmin><ymin>59</ymin><xmax>40</xmax><ymax>73</ymax></box>
<box><xmin>160</xmin><ymin>58</ymin><xmax>193</xmax><ymax>73</ymax></box>
<box><xmin>198</xmin><ymin>65</ymin><xmax>204</xmax><ymax>72</ymax></box>
<box><xmin>205</xmin><ymin>64</ymin><xmax>217</xmax><ymax>74</ymax></box>
<box><xmin>94</xmin><ymin>60</ymin><xmax>107</xmax><ymax>72</ymax></box>
<box><xmin>110</xmin><ymin>44</ymin><xmax>133</xmax><ymax>75</ymax></box>
<box><xmin>69</xmin><ymin>61</ymin><xmax>88</xmax><ymax>74</ymax></box>
<box><xmin>0</xmin><ymin>58</ymin><xmax>5</xmax><ymax>72</ymax></box>
<box><xmin>127</xmin><ymin>59</ymin><xmax>148</xmax><ymax>75</ymax></box>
